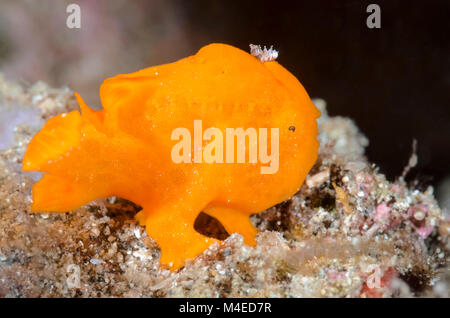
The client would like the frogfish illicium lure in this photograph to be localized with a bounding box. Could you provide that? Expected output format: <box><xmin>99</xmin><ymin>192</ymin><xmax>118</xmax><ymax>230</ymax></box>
<box><xmin>22</xmin><ymin>43</ymin><xmax>320</xmax><ymax>270</ymax></box>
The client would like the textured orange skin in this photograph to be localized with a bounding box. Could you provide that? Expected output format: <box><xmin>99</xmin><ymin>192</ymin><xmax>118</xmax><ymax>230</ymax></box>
<box><xmin>22</xmin><ymin>44</ymin><xmax>320</xmax><ymax>270</ymax></box>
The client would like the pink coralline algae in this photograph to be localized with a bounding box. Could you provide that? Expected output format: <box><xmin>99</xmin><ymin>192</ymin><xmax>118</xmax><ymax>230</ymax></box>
<box><xmin>408</xmin><ymin>204</ymin><xmax>434</xmax><ymax>239</ymax></box>
<box><xmin>374</xmin><ymin>203</ymin><xmax>391</xmax><ymax>229</ymax></box>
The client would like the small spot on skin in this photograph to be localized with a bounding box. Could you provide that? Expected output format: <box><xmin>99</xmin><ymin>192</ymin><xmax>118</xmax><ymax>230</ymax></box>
<box><xmin>289</xmin><ymin>126</ymin><xmax>296</xmax><ymax>132</ymax></box>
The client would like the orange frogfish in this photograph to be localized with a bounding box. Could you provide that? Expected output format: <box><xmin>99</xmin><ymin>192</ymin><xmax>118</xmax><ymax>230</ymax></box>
<box><xmin>22</xmin><ymin>43</ymin><xmax>320</xmax><ymax>270</ymax></box>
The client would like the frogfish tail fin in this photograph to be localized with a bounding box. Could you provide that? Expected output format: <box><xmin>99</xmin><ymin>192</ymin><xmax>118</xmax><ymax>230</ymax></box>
<box><xmin>30</xmin><ymin>174</ymin><xmax>90</xmax><ymax>212</ymax></box>
<box><xmin>22</xmin><ymin>110</ymin><xmax>82</xmax><ymax>172</ymax></box>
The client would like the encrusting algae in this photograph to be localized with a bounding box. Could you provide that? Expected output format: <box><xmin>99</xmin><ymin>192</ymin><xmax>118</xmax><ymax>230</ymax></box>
<box><xmin>22</xmin><ymin>43</ymin><xmax>320</xmax><ymax>270</ymax></box>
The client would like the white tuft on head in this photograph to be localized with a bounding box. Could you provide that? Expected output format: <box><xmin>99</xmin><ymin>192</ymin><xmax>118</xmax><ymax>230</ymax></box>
<box><xmin>249</xmin><ymin>44</ymin><xmax>279</xmax><ymax>62</ymax></box>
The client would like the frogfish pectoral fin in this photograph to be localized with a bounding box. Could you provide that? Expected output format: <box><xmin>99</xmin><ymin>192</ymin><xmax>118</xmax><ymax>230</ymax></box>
<box><xmin>204</xmin><ymin>207</ymin><xmax>257</xmax><ymax>246</ymax></box>
<box><xmin>31</xmin><ymin>174</ymin><xmax>91</xmax><ymax>212</ymax></box>
<box><xmin>137</xmin><ymin>208</ymin><xmax>219</xmax><ymax>271</ymax></box>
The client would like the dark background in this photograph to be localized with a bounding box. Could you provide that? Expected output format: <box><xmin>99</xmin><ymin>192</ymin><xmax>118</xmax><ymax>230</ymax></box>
<box><xmin>0</xmin><ymin>0</ymin><xmax>449</xmax><ymax>187</ymax></box>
